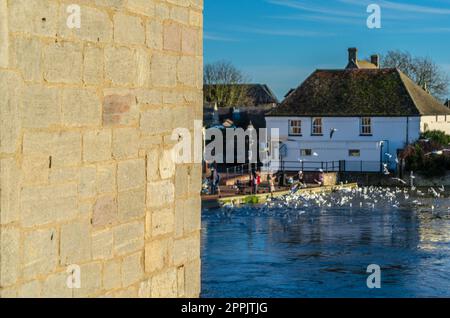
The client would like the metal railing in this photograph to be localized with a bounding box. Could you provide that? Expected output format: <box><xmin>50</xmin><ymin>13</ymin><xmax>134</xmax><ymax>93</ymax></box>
<box><xmin>281</xmin><ymin>160</ymin><xmax>382</xmax><ymax>173</ymax></box>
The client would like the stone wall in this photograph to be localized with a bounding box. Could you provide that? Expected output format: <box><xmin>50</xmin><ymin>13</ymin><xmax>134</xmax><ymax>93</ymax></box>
<box><xmin>0</xmin><ymin>0</ymin><xmax>203</xmax><ymax>298</ymax></box>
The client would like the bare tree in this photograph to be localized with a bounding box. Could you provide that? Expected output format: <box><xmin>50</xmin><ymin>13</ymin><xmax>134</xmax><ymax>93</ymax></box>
<box><xmin>381</xmin><ymin>50</ymin><xmax>449</xmax><ymax>101</ymax></box>
<box><xmin>204</xmin><ymin>61</ymin><xmax>251</xmax><ymax>107</ymax></box>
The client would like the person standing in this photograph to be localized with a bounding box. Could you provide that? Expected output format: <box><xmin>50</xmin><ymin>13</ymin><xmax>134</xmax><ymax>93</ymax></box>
<box><xmin>269</xmin><ymin>174</ymin><xmax>276</xmax><ymax>195</ymax></box>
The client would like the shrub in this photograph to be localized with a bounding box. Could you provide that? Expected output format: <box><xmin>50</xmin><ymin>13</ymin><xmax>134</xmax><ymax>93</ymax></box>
<box><xmin>421</xmin><ymin>130</ymin><xmax>450</xmax><ymax>147</ymax></box>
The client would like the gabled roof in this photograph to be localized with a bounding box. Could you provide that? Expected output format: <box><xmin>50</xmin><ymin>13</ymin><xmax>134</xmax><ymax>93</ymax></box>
<box><xmin>268</xmin><ymin>68</ymin><xmax>450</xmax><ymax>117</ymax></box>
<box><xmin>204</xmin><ymin>84</ymin><xmax>278</xmax><ymax>107</ymax></box>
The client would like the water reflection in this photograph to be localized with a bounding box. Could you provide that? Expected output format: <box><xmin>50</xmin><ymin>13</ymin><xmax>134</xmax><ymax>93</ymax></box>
<box><xmin>201</xmin><ymin>188</ymin><xmax>450</xmax><ymax>298</ymax></box>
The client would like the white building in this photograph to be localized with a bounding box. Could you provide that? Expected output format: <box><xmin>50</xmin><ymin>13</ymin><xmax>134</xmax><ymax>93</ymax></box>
<box><xmin>266</xmin><ymin>48</ymin><xmax>450</xmax><ymax>173</ymax></box>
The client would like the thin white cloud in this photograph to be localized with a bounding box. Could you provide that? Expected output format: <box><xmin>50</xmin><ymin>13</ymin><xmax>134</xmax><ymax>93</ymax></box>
<box><xmin>340</xmin><ymin>0</ymin><xmax>450</xmax><ymax>15</ymax></box>
<box><xmin>266</xmin><ymin>0</ymin><xmax>362</xmax><ymax>17</ymax></box>
<box><xmin>233</xmin><ymin>26</ymin><xmax>336</xmax><ymax>37</ymax></box>
<box><xmin>204</xmin><ymin>33</ymin><xmax>239</xmax><ymax>42</ymax></box>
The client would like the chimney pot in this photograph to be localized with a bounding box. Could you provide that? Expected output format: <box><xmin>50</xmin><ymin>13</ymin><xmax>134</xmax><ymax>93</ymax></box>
<box><xmin>371</xmin><ymin>54</ymin><xmax>380</xmax><ymax>68</ymax></box>
<box><xmin>348</xmin><ymin>48</ymin><xmax>358</xmax><ymax>64</ymax></box>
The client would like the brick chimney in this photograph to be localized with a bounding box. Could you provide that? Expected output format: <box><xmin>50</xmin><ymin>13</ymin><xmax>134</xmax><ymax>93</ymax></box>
<box><xmin>371</xmin><ymin>54</ymin><xmax>380</xmax><ymax>68</ymax></box>
<box><xmin>348</xmin><ymin>48</ymin><xmax>358</xmax><ymax>64</ymax></box>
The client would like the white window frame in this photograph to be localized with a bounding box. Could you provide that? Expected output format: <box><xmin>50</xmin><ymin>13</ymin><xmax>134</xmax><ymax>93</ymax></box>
<box><xmin>300</xmin><ymin>149</ymin><xmax>312</xmax><ymax>156</ymax></box>
<box><xmin>311</xmin><ymin>117</ymin><xmax>323</xmax><ymax>135</ymax></box>
<box><xmin>349</xmin><ymin>149</ymin><xmax>361</xmax><ymax>157</ymax></box>
<box><xmin>289</xmin><ymin>120</ymin><xmax>302</xmax><ymax>136</ymax></box>
<box><xmin>360</xmin><ymin>117</ymin><xmax>372</xmax><ymax>136</ymax></box>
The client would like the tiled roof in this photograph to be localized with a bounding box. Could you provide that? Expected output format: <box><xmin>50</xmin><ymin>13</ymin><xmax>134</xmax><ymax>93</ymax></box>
<box><xmin>268</xmin><ymin>68</ymin><xmax>450</xmax><ymax>117</ymax></box>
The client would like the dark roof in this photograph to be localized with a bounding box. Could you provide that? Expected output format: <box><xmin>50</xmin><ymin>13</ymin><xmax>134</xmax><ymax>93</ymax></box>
<box><xmin>445</xmin><ymin>99</ymin><xmax>450</xmax><ymax>108</ymax></box>
<box><xmin>268</xmin><ymin>68</ymin><xmax>450</xmax><ymax>117</ymax></box>
<box><xmin>204</xmin><ymin>84</ymin><xmax>278</xmax><ymax>107</ymax></box>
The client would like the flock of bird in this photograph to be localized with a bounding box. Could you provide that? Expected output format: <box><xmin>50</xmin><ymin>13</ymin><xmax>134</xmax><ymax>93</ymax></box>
<box><xmin>260</xmin><ymin>185</ymin><xmax>450</xmax><ymax>218</ymax></box>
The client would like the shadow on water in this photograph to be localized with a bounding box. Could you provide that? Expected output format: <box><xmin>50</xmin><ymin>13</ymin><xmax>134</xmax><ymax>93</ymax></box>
<box><xmin>200</xmin><ymin>188</ymin><xmax>450</xmax><ymax>298</ymax></box>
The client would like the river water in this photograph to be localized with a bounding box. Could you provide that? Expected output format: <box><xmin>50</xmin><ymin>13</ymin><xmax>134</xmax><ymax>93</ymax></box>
<box><xmin>201</xmin><ymin>187</ymin><xmax>450</xmax><ymax>297</ymax></box>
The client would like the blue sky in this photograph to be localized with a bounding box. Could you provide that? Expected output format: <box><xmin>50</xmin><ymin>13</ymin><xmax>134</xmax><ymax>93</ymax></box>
<box><xmin>204</xmin><ymin>0</ymin><xmax>450</xmax><ymax>100</ymax></box>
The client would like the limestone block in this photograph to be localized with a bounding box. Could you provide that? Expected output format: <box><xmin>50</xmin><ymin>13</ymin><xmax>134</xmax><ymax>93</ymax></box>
<box><xmin>103</xmin><ymin>260</ymin><xmax>122</xmax><ymax>290</ymax></box>
<box><xmin>146</xmin><ymin>20</ymin><xmax>163</xmax><ymax>50</ymax></box>
<box><xmin>152</xmin><ymin>207</ymin><xmax>175</xmax><ymax>237</ymax></box>
<box><xmin>84</xmin><ymin>45</ymin><xmax>104</xmax><ymax>85</ymax></box>
<box><xmin>21</xmin><ymin>156</ymin><xmax>49</xmax><ymax>186</ymax></box>
<box><xmin>178</xmin><ymin>56</ymin><xmax>197</xmax><ymax>87</ymax></box>
<box><xmin>74</xmin><ymin>262</ymin><xmax>102</xmax><ymax>297</ymax></box>
<box><xmin>62</xmin><ymin>88</ymin><xmax>101</xmax><ymax>127</ymax></box>
<box><xmin>41</xmin><ymin>272</ymin><xmax>72</xmax><ymax>298</ymax></box>
<box><xmin>126</xmin><ymin>0</ymin><xmax>155</xmax><ymax>16</ymax></box>
<box><xmin>21</xmin><ymin>184</ymin><xmax>78</xmax><ymax>227</ymax></box>
<box><xmin>0</xmin><ymin>159</ymin><xmax>20</xmax><ymax>225</ymax></box>
<box><xmin>50</xmin><ymin>167</ymin><xmax>80</xmax><ymax>185</ymax></box>
<box><xmin>103</xmin><ymin>93</ymin><xmax>138</xmax><ymax>127</ymax></box>
<box><xmin>0</xmin><ymin>72</ymin><xmax>21</xmax><ymax>154</ymax></box>
<box><xmin>150</xmin><ymin>53</ymin><xmax>177</xmax><ymax>88</ymax></box>
<box><xmin>8</xmin><ymin>0</ymin><xmax>58</xmax><ymax>37</ymax></box>
<box><xmin>160</xmin><ymin>148</ymin><xmax>175</xmax><ymax>179</ymax></box>
<box><xmin>60</xmin><ymin>219</ymin><xmax>92</xmax><ymax>265</ymax></box>
<box><xmin>170</xmin><ymin>6</ymin><xmax>189</xmax><ymax>25</ymax></box>
<box><xmin>182</xmin><ymin>27</ymin><xmax>198</xmax><ymax>55</ymax></box>
<box><xmin>118</xmin><ymin>188</ymin><xmax>146</xmax><ymax>222</ymax></box>
<box><xmin>122</xmin><ymin>252</ymin><xmax>144</xmax><ymax>287</ymax></box>
<box><xmin>147</xmin><ymin>180</ymin><xmax>175</xmax><ymax>208</ymax></box>
<box><xmin>105</xmin><ymin>46</ymin><xmax>137</xmax><ymax>86</ymax></box>
<box><xmin>0</xmin><ymin>0</ymin><xmax>8</xmax><ymax>68</ymax></box>
<box><xmin>113</xmin><ymin>221</ymin><xmax>144</xmax><ymax>255</ymax></box>
<box><xmin>11</xmin><ymin>36</ymin><xmax>42</xmax><ymax>81</ymax></box>
<box><xmin>189</xmin><ymin>10</ymin><xmax>203</xmax><ymax>28</ymax></box>
<box><xmin>21</xmin><ymin>85</ymin><xmax>60</xmax><ymax>129</ymax></box>
<box><xmin>93</xmin><ymin>195</ymin><xmax>118</xmax><ymax>228</ymax></box>
<box><xmin>43</xmin><ymin>42</ymin><xmax>82</xmax><ymax>83</ymax></box>
<box><xmin>113</xmin><ymin>13</ymin><xmax>145</xmax><ymax>45</ymax></box>
<box><xmin>112</xmin><ymin>128</ymin><xmax>139</xmax><ymax>160</ymax></box>
<box><xmin>96</xmin><ymin>164</ymin><xmax>116</xmax><ymax>194</ymax></box>
<box><xmin>184</xmin><ymin>259</ymin><xmax>201</xmax><ymax>297</ymax></box>
<box><xmin>23</xmin><ymin>131</ymin><xmax>81</xmax><ymax>167</ymax></box>
<box><xmin>173</xmin><ymin>233</ymin><xmax>200</xmax><ymax>266</ymax></box>
<box><xmin>144</xmin><ymin>238</ymin><xmax>173</xmax><ymax>273</ymax></box>
<box><xmin>23</xmin><ymin>228</ymin><xmax>58</xmax><ymax>279</ymax></box>
<box><xmin>151</xmin><ymin>268</ymin><xmax>177</xmax><ymax>298</ymax></box>
<box><xmin>163</xmin><ymin>23</ymin><xmax>181</xmax><ymax>52</ymax></box>
<box><xmin>117</xmin><ymin>159</ymin><xmax>145</xmax><ymax>191</ymax></box>
<box><xmin>83</xmin><ymin>130</ymin><xmax>112</xmax><ymax>163</ymax></box>
<box><xmin>18</xmin><ymin>280</ymin><xmax>42</xmax><ymax>298</ymax></box>
<box><xmin>140</xmin><ymin>108</ymin><xmax>174</xmax><ymax>135</ymax></box>
<box><xmin>79</xmin><ymin>166</ymin><xmax>97</xmax><ymax>199</ymax></box>
<box><xmin>92</xmin><ymin>229</ymin><xmax>114</xmax><ymax>260</ymax></box>
<box><xmin>0</xmin><ymin>227</ymin><xmax>20</xmax><ymax>287</ymax></box>
<box><xmin>146</xmin><ymin>148</ymin><xmax>160</xmax><ymax>181</ymax></box>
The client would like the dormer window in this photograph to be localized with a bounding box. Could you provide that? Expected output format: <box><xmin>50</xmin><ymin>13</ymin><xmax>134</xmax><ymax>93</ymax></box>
<box><xmin>312</xmin><ymin>118</ymin><xmax>323</xmax><ymax>135</ymax></box>
<box><xmin>360</xmin><ymin>117</ymin><xmax>372</xmax><ymax>135</ymax></box>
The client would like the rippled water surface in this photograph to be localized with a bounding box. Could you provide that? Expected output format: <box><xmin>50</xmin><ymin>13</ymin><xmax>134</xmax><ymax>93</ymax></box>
<box><xmin>201</xmin><ymin>187</ymin><xmax>450</xmax><ymax>297</ymax></box>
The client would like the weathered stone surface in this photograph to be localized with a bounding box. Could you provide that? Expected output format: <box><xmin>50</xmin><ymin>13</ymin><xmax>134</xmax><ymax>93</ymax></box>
<box><xmin>118</xmin><ymin>189</ymin><xmax>145</xmax><ymax>222</ymax></box>
<box><xmin>0</xmin><ymin>159</ymin><xmax>20</xmax><ymax>225</ymax></box>
<box><xmin>113</xmin><ymin>221</ymin><xmax>144</xmax><ymax>255</ymax></box>
<box><xmin>151</xmin><ymin>53</ymin><xmax>177</xmax><ymax>87</ymax></box>
<box><xmin>152</xmin><ymin>207</ymin><xmax>175</xmax><ymax>237</ymax></box>
<box><xmin>73</xmin><ymin>263</ymin><xmax>102</xmax><ymax>297</ymax></box>
<box><xmin>11</xmin><ymin>36</ymin><xmax>42</xmax><ymax>81</ymax></box>
<box><xmin>151</xmin><ymin>268</ymin><xmax>177</xmax><ymax>298</ymax></box>
<box><xmin>93</xmin><ymin>195</ymin><xmax>118</xmax><ymax>228</ymax></box>
<box><xmin>43</xmin><ymin>42</ymin><xmax>83</xmax><ymax>83</ymax></box>
<box><xmin>146</xmin><ymin>20</ymin><xmax>163</xmax><ymax>50</ymax></box>
<box><xmin>23</xmin><ymin>229</ymin><xmax>58</xmax><ymax>279</ymax></box>
<box><xmin>105</xmin><ymin>46</ymin><xmax>137</xmax><ymax>86</ymax></box>
<box><xmin>96</xmin><ymin>164</ymin><xmax>116</xmax><ymax>194</ymax></box>
<box><xmin>18</xmin><ymin>280</ymin><xmax>42</xmax><ymax>298</ymax></box>
<box><xmin>0</xmin><ymin>72</ymin><xmax>21</xmax><ymax>154</ymax></box>
<box><xmin>103</xmin><ymin>260</ymin><xmax>122</xmax><ymax>290</ymax></box>
<box><xmin>122</xmin><ymin>252</ymin><xmax>144</xmax><ymax>287</ymax></box>
<box><xmin>21</xmin><ymin>184</ymin><xmax>78</xmax><ymax>227</ymax></box>
<box><xmin>8</xmin><ymin>0</ymin><xmax>58</xmax><ymax>37</ymax></box>
<box><xmin>92</xmin><ymin>229</ymin><xmax>114</xmax><ymax>260</ymax></box>
<box><xmin>62</xmin><ymin>89</ymin><xmax>101</xmax><ymax>127</ymax></box>
<box><xmin>145</xmin><ymin>238</ymin><xmax>173</xmax><ymax>273</ymax></box>
<box><xmin>117</xmin><ymin>159</ymin><xmax>145</xmax><ymax>191</ymax></box>
<box><xmin>83</xmin><ymin>130</ymin><xmax>112</xmax><ymax>163</ymax></box>
<box><xmin>147</xmin><ymin>180</ymin><xmax>175</xmax><ymax>208</ymax></box>
<box><xmin>184</xmin><ymin>259</ymin><xmax>201</xmax><ymax>297</ymax></box>
<box><xmin>21</xmin><ymin>85</ymin><xmax>60</xmax><ymax>129</ymax></box>
<box><xmin>60</xmin><ymin>219</ymin><xmax>92</xmax><ymax>265</ymax></box>
<box><xmin>164</xmin><ymin>23</ymin><xmax>181</xmax><ymax>52</ymax></box>
<box><xmin>127</xmin><ymin>0</ymin><xmax>155</xmax><ymax>16</ymax></box>
<box><xmin>0</xmin><ymin>227</ymin><xmax>20</xmax><ymax>287</ymax></box>
<box><xmin>112</xmin><ymin>128</ymin><xmax>139</xmax><ymax>160</ymax></box>
<box><xmin>41</xmin><ymin>272</ymin><xmax>72</xmax><ymax>298</ymax></box>
<box><xmin>114</xmin><ymin>13</ymin><xmax>145</xmax><ymax>45</ymax></box>
<box><xmin>103</xmin><ymin>93</ymin><xmax>138</xmax><ymax>127</ymax></box>
<box><xmin>84</xmin><ymin>45</ymin><xmax>104</xmax><ymax>85</ymax></box>
<box><xmin>0</xmin><ymin>0</ymin><xmax>8</xmax><ymax>68</ymax></box>
<box><xmin>23</xmin><ymin>131</ymin><xmax>81</xmax><ymax>167</ymax></box>
<box><xmin>173</xmin><ymin>233</ymin><xmax>200</xmax><ymax>266</ymax></box>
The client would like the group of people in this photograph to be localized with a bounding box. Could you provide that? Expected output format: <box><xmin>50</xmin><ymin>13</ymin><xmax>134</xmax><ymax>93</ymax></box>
<box><xmin>291</xmin><ymin>169</ymin><xmax>325</xmax><ymax>192</ymax></box>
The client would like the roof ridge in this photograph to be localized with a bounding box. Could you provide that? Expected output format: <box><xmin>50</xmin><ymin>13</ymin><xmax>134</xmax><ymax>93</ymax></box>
<box><xmin>393</xmin><ymin>69</ymin><xmax>420</xmax><ymax>115</ymax></box>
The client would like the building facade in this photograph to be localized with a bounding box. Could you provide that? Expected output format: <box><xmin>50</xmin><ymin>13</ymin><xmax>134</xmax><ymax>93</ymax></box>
<box><xmin>266</xmin><ymin>48</ymin><xmax>450</xmax><ymax>173</ymax></box>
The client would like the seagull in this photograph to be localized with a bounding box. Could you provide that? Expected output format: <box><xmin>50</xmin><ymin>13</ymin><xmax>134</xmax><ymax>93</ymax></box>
<box><xmin>330</xmin><ymin>128</ymin><xmax>338</xmax><ymax>139</ymax></box>
<box><xmin>391</xmin><ymin>178</ymin><xmax>407</xmax><ymax>185</ymax></box>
